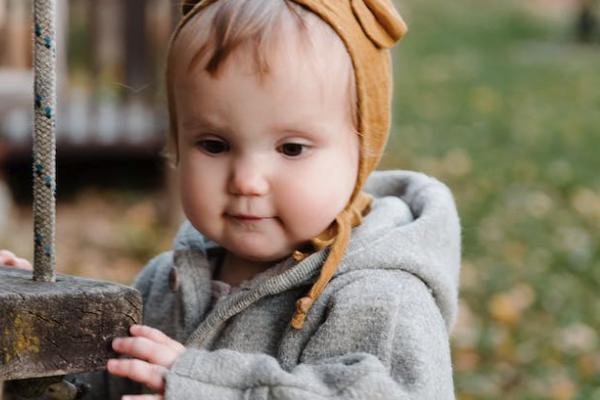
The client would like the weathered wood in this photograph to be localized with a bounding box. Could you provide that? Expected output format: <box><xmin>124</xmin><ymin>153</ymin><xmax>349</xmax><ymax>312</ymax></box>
<box><xmin>0</xmin><ymin>266</ymin><xmax>142</xmax><ymax>381</ymax></box>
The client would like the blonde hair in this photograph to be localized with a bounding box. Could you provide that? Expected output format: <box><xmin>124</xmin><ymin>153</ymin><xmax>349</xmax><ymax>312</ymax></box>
<box><xmin>165</xmin><ymin>0</ymin><xmax>358</xmax><ymax>164</ymax></box>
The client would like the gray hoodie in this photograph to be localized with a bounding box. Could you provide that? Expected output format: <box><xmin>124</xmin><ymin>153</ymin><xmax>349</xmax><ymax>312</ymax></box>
<box><xmin>81</xmin><ymin>170</ymin><xmax>461</xmax><ymax>399</ymax></box>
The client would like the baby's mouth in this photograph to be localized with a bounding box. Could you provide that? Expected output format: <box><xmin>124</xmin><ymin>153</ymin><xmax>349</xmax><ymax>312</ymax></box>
<box><xmin>226</xmin><ymin>213</ymin><xmax>273</xmax><ymax>223</ymax></box>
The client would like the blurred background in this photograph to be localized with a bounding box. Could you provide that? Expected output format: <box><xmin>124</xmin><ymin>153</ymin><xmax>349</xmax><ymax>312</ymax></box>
<box><xmin>0</xmin><ymin>0</ymin><xmax>598</xmax><ymax>398</ymax></box>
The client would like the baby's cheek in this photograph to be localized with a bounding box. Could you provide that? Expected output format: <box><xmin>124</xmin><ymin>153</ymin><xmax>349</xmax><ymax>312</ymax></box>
<box><xmin>278</xmin><ymin>181</ymin><xmax>344</xmax><ymax>239</ymax></box>
<box><xmin>179</xmin><ymin>169</ymin><xmax>221</xmax><ymax>232</ymax></box>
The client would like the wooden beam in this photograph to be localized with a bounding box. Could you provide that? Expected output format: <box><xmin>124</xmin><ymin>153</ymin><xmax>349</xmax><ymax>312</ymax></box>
<box><xmin>0</xmin><ymin>266</ymin><xmax>142</xmax><ymax>381</ymax></box>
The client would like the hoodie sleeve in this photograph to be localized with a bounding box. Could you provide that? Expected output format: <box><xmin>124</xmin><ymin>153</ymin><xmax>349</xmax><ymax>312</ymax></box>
<box><xmin>164</xmin><ymin>270</ymin><xmax>456</xmax><ymax>399</ymax></box>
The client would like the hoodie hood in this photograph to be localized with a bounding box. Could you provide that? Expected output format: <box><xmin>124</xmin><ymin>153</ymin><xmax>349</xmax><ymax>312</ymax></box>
<box><xmin>173</xmin><ymin>170</ymin><xmax>462</xmax><ymax>331</ymax></box>
<box><xmin>347</xmin><ymin>170</ymin><xmax>462</xmax><ymax>330</ymax></box>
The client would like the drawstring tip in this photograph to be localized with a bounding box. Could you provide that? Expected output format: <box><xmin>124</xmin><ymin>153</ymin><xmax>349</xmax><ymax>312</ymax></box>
<box><xmin>292</xmin><ymin>250</ymin><xmax>307</xmax><ymax>262</ymax></box>
<box><xmin>291</xmin><ymin>312</ymin><xmax>306</xmax><ymax>330</ymax></box>
<box><xmin>290</xmin><ymin>296</ymin><xmax>313</xmax><ymax>330</ymax></box>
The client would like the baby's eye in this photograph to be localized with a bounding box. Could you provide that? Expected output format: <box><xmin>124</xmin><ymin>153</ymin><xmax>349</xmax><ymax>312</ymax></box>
<box><xmin>197</xmin><ymin>139</ymin><xmax>230</xmax><ymax>154</ymax></box>
<box><xmin>278</xmin><ymin>143</ymin><xmax>307</xmax><ymax>157</ymax></box>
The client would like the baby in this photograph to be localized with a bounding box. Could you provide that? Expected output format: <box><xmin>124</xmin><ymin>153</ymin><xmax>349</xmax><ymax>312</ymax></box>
<box><xmin>1</xmin><ymin>0</ymin><xmax>462</xmax><ymax>399</ymax></box>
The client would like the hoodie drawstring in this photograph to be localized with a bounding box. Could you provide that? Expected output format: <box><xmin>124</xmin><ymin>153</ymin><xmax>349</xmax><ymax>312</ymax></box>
<box><xmin>290</xmin><ymin>192</ymin><xmax>372</xmax><ymax>329</ymax></box>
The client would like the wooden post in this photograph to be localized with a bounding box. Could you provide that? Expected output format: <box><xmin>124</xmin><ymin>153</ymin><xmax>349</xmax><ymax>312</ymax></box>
<box><xmin>146</xmin><ymin>0</ymin><xmax>174</xmax><ymax>102</ymax></box>
<box><xmin>0</xmin><ymin>0</ymin><xmax>6</xmax><ymax>34</ymax></box>
<box><xmin>577</xmin><ymin>0</ymin><xmax>598</xmax><ymax>42</ymax></box>
<box><xmin>123</xmin><ymin>0</ymin><xmax>148</xmax><ymax>101</ymax></box>
<box><xmin>95</xmin><ymin>0</ymin><xmax>123</xmax><ymax>91</ymax></box>
<box><xmin>5</xmin><ymin>0</ymin><xmax>30</xmax><ymax>69</ymax></box>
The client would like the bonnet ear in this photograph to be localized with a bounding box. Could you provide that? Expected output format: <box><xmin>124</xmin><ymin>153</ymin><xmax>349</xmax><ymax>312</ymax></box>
<box><xmin>184</xmin><ymin>0</ymin><xmax>407</xmax><ymax>48</ymax></box>
<box><xmin>351</xmin><ymin>0</ymin><xmax>408</xmax><ymax>48</ymax></box>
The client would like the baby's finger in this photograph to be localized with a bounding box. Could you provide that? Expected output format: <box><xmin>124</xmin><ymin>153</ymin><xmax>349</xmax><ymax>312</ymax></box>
<box><xmin>15</xmin><ymin>257</ymin><xmax>33</xmax><ymax>270</ymax></box>
<box><xmin>112</xmin><ymin>337</ymin><xmax>179</xmax><ymax>368</ymax></box>
<box><xmin>107</xmin><ymin>359</ymin><xmax>165</xmax><ymax>392</ymax></box>
<box><xmin>130</xmin><ymin>325</ymin><xmax>185</xmax><ymax>352</ymax></box>
<box><xmin>0</xmin><ymin>250</ymin><xmax>17</xmax><ymax>265</ymax></box>
<box><xmin>0</xmin><ymin>250</ymin><xmax>32</xmax><ymax>270</ymax></box>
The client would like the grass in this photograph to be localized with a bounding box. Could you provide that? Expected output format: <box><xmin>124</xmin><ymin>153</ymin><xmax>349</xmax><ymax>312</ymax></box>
<box><xmin>382</xmin><ymin>0</ymin><xmax>600</xmax><ymax>398</ymax></box>
<box><xmin>1</xmin><ymin>0</ymin><xmax>598</xmax><ymax>398</ymax></box>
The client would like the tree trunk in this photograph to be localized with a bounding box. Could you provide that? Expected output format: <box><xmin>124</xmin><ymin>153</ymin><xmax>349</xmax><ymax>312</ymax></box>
<box><xmin>577</xmin><ymin>0</ymin><xmax>598</xmax><ymax>43</ymax></box>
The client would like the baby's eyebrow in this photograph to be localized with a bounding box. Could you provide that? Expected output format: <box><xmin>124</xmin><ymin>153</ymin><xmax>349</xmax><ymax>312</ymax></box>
<box><xmin>270</xmin><ymin>121</ymin><xmax>327</xmax><ymax>137</ymax></box>
<box><xmin>272</xmin><ymin>127</ymin><xmax>312</xmax><ymax>137</ymax></box>
<box><xmin>181</xmin><ymin>117</ymin><xmax>224</xmax><ymax>131</ymax></box>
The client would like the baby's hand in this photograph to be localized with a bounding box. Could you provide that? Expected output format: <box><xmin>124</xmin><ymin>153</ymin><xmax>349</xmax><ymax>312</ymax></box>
<box><xmin>0</xmin><ymin>250</ymin><xmax>32</xmax><ymax>270</ymax></box>
<box><xmin>107</xmin><ymin>325</ymin><xmax>185</xmax><ymax>398</ymax></box>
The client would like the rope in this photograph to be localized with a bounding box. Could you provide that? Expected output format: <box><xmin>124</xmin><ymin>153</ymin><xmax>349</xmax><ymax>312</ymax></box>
<box><xmin>32</xmin><ymin>0</ymin><xmax>56</xmax><ymax>282</ymax></box>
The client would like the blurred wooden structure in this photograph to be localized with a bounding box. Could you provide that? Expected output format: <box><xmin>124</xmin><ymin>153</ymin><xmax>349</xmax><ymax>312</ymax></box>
<box><xmin>0</xmin><ymin>0</ymin><xmax>186</xmax><ymax>391</ymax></box>
<box><xmin>0</xmin><ymin>0</ymin><xmax>176</xmax><ymax>156</ymax></box>
<box><xmin>0</xmin><ymin>0</ymin><xmax>182</xmax><ymax>224</ymax></box>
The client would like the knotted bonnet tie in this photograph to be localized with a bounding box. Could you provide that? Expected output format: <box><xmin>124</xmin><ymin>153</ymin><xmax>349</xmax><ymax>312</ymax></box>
<box><xmin>175</xmin><ymin>0</ymin><xmax>407</xmax><ymax>329</ymax></box>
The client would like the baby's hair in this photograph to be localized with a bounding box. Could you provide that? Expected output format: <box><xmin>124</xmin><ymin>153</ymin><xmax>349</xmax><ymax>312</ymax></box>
<box><xmin>165</xmin><ymin>0</ymin><xmax>359</xmax><ymax>165</ymax></box>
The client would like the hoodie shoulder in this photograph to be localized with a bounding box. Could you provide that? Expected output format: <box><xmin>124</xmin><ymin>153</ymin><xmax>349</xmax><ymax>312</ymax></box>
<box><xmin>133</xmin><ymin>251</ymin><xmax>173</xmax><ymax>303</ymax></box>
<box><xmin>345</xmin><ymin>170</ymin><xmax>462</xmax><ymax>331</ymax></box>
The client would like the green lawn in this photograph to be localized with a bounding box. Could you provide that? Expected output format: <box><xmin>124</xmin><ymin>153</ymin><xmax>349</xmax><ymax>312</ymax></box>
<box><xmin>383</xmin><ymin>0</ymin><xmax>600</xmax><ymax>398</ymax></box>
<box><xmin>2</xmin><ymin>1</ymin><xmax>598</xmax><ymax>398</ymax></box>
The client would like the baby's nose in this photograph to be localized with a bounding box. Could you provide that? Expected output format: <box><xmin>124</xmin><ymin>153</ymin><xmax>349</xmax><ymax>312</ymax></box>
<box><xmin>227</xmin><ymin>159</ymin><xmax>270</xmax><ymax>196</ymax></box>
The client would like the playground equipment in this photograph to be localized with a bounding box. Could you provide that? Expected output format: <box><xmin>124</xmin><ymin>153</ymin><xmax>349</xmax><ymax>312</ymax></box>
<box><xmin>0</xmin><ymin>1</ymin><xmax>142</xmax><ymax>397</ymax></box>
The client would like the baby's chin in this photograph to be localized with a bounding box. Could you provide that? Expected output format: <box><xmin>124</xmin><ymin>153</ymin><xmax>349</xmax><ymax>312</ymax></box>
<box><xmin>227</xmin><ymin>246</ymin><xmax>294</xmax><ymax>263</ymax></box>
<box><xmin>223</xmin><ymin>239</ymin><xmax>305</xmax><ymax>264</ymax></box>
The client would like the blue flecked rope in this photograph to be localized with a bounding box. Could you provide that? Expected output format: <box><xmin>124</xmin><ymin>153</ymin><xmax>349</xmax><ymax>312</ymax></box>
<box><xmin>32</xmin><ymin>0</ymin><xmax>56</xmax><ymax>282</ymax></box>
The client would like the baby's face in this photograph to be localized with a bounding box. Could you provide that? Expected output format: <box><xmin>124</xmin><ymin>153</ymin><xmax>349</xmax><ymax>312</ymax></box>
<box><xmin>174</xmin><ymin>48</ymin><xmax>358</xmax><ymax>262</ymax></box>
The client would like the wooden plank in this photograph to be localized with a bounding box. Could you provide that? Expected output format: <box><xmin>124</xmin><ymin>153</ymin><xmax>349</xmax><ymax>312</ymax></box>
<box><xmin>0</xmin><ymin>266</ymin><xmax>142</xmax><ymax>381</ymax></box>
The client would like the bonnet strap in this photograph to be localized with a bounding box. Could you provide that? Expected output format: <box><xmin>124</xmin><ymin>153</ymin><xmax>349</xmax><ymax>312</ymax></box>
<box><xmin>290</xmin><ymin>191</ymin><xmax>372</xmax><ymax>329</ymax></box>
